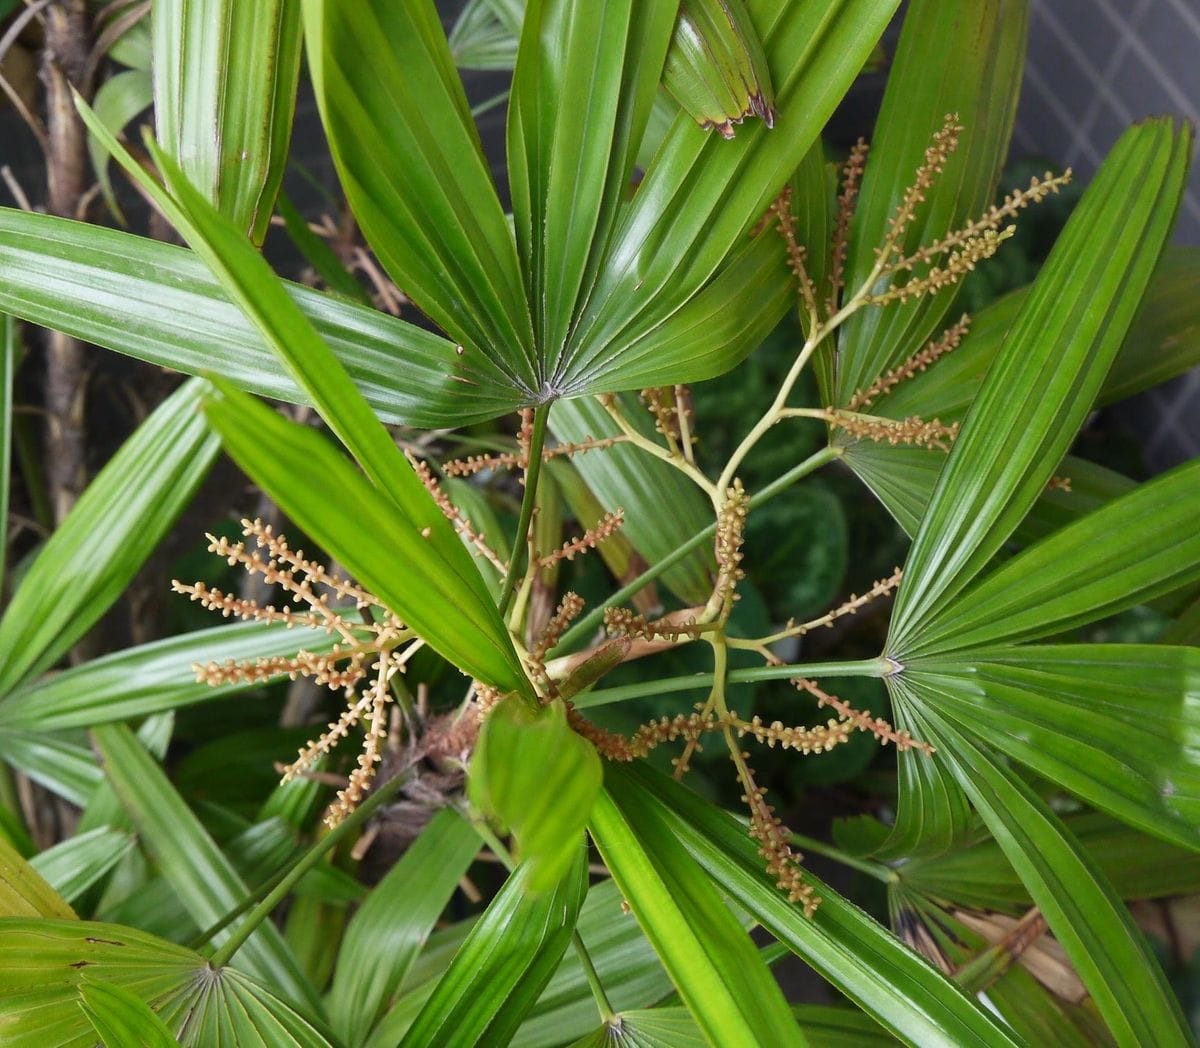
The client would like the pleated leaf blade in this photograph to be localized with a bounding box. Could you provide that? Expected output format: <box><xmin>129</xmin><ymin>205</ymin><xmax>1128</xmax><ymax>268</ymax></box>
<box><xmin>397</xmin><ymin>849</ymin><xmax>587</xmax><ymax>1048</ymax></box>
<box><xmin>833</xmin><ymin>0</ymin><xmax>1028</xmax><ymax>406</ymax></box>
<box><xmin>153</xmin><ymin>0</ymin><xmax>303</xmax><ymax>243</ymax></box>
<box><xmin>592</xmin><ymin>773</ymin><xmax>806</xmax><ymax>1047</ymax></box>
<box><xmin>916</xmin><ymin>711</ymin><xmax>1191</xmax><ymax>1046</ymax></box>
<box><xmin>887</xmin><ymin>118</ymin><xmax>1192</xmax><ymax>654</ymax></box>
<box><xmin>302</xmin><ymin>0</ymin><xmax>536</xmax><ymax>389</ymax></box>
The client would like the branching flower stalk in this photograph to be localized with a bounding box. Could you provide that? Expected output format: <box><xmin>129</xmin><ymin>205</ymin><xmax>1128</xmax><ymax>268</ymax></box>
<box><xmin>552</xmin><ymin>115</ymin><xmax>1066</xmax><ymax>911</ymax></box>
<box><xmin>731</xmin><ymin>567</ymin><xmax>904</xmax><ymax>649</ymax></box>
<box><xmin>175</xmin><ymin>116</ymin><xmax>1066</xmax><ymax>917</ymax></box>
<box><xmin>442</xmin><ymin>433</ymin><xmax>628</xmax><ymax>478</ymax></box>
<box><xmin>713</xmin><ymin>114</ymin><xmax>1069</xmax><ymax>495</ymax></box>
<box><xmin>598</xmin><ymin>393</ymin><xmax>720</xmax><ymax>507</ymax></box>
<box><xmin>174</xmin><ymin>518</ymin><xmax>417</xmax><ymax>826</ymax></box>
<box><xmin>847</xmin><ymin>314</ymin><xmax>971</xmax><ymax>411</ymax></box>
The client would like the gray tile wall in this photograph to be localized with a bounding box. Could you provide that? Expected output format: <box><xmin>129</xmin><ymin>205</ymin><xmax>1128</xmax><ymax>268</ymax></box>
<box><xmin>1018</xmin><ymin>0</ymin><xmax>1199</xmax><ymax>245</ymax></box>
<box><xmin>1016</xmin><ymin>0</ymin><xmax>1200</xmax><ymax>467</ymax></box>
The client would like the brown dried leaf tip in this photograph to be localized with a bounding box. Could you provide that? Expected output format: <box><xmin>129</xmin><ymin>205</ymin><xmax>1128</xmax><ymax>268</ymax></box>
<box><xmin>172</xmin><ymin>519</ymin><xmax>416</xmax><ymax>826</ymax></box>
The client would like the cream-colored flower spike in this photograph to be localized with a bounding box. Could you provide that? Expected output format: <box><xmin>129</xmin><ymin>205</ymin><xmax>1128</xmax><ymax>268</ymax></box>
<box><xmin>173</xmin><ymin>518</ymin><xmax>415</xmax><ymax>825</ymax></box>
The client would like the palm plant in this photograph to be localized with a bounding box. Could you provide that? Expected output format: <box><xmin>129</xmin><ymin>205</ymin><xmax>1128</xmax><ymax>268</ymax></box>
<box><xmin>0</xmin><ymin>0</ymin><xmax>1199</xmax><ymax>1044</ymax></box>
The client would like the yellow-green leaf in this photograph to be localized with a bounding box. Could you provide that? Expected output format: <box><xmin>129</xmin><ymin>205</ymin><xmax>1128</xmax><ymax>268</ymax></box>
<box><xmin>470</xmin><ymin>698</ymin><xmax>601</xmax><ymax>892</ymax></box>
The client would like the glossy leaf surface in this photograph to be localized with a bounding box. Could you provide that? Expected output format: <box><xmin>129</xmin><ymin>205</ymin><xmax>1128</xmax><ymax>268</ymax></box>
<box><xmin>0</xmin><ymin>836</ymin><xmax>75</xmax><ymax>919</ymax></box>
<box><xmin>869</xmin><ymin>676</ymin><xmax>973</xmax><ymax>861</ymax></box>
<box><xmin>0</xmin><ymin>622</ymin><xmax>341</xmax><ymax>732</ymax></box>
<box><xmin>0</xmin><ymin>378</ymin><xmax>217</xmax><ymax>695</ymax></box>
<box><xmin>550</xmin><ymin>395</ymin><xmax>715</xmax><ymax>605</ymax></box>
<box><xmin>619</xmin><ymin>762</ymin><xmax>1020</xmax><ymax>1047</ymax></box>
<box><xmin>0</xmin><ymin>314</ymin><xmax>11</xmax><ymax>599</ymax></box>
<box><xmin>563</xmin><ymin>0</ymin><xmax>900</xmax><ymax>393</ymax></box>
<box><xmin>834</xmin><ymin>0</ymin><xmax>1028</xmax><ymax>405</ymax></box>
<box><xmin>303</xmin><ymin>0</ymin><xmax>536</xmax><ymax>386</ymax></box>
<box><xmin>918</xmin><ymin>712</ymin><xmax>1190</xmax><ymax>1046</ymax></box>
<box><xmin>914</xmin><ymin>457</ymin><xmax>1200</xmax><ymax>653</ymax></box>
<box><xmin>93</xmin><ymin>724</ymin><xmax>319</xmax><ymax>1014</ymax></box>
<box><xmin>397</xmin><ymin>850</ymin><xmax>586</xmax><ymax>1048</ymax></box>
<box><xmin>515</xmin><ymin>878</ymin><xmax>677</xmax><ymax>1046</ymax></box>
<box><xmin>888</xmin><ymin>118</ymin><xmax>1191</xmax><ymax>653</ymax></box>
<box><xmin>593</xmin><ymin>775</ymin><xmax>806</xmax><ymax>1047</ymax></box>
<box><xmin>154</xmin><ymin>0</ymin><xmax>304</xmax><ymax>242</ymax></box>
<box><xmin>880</xmin><ymin>248</ymin><xmax>1200</xmax><ymax>422</ymax></box>
<box><xmin>205</xmin><ymin>384</ymin><xmax>527</xmax><ymax>693</ymax></box>
<box><xmin>30</xmin><ymin>828</ymin><xmax>135</xmax><ymax>905</ymax></box>
<box><xmin>328</xmin><ymin>808</ymin><xmax>480</xmax><ymax>1047</ymax></box>
<box><xmin>902</xmin><ymin>812</ymin><xmax>1200</xmax><ymax>912</ymax></box>
<box><xmin>0</xmin><ymin>209</ymin><xmax>514</xmax><ymax>427</ymax></box>
<box><xmin>0</xmin><ymin>733</ymin><xmax>102</xmax><ymax>808</ymax></box>
<box><xmin>508</xmin><ymin>0</ymin><xmax>676</xmax><ymax>374</ymax></box>
<box><xmin>0</xmin><ymin>918</ymin><xmax>332</xmax><ymax>1047</ymax></box>
<box><xmin>79</xmin><ymin>980</ymin><xmax>183</xmax><ymax>1048</ymax></box>
<box><xmin>105</xmin><ymin>120</ymin><xmax>529</xmax><ymax>695</ymax></box>
<box><xmin>470</xmin><ymin>698</ymin><xmax>601</xmax><ymax>891</ymax></box>
<box><xmin>910</xmin><ymin>647</ymin><xmax>1200</xmax><ymax>850</ymax></box>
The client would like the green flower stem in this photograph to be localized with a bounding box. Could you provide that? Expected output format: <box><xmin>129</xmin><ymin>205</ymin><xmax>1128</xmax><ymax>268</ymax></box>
<box><xmin>455</xmin><ymin>797</ymin><xmax>515</xmax><ymax>867</ymax></box>
<box><xmin>208</xmin><ymin>771</ymin><xmax>409</xmax><ymax>969</ymax></box>
<box><xmin>599</xmin><ymin>394</ymin><xmax>718</xmax><ymax>505</ymax></box>
<box><xmin>716</xmin><ymin>253</ymin><xmax>891</xmax><ymax>497</ymax></box>
<box><xmin>561</xmin><ymin>523</ymin><xmax>715</xmax><ymax>650</ymax></box>
<box><xmin>555</xmin><ymin>445</ymin><xmax>842</xmax><ymax>653</ymax></box>
<box><xmin>574</xmin><ymin>656</ymin><xmax>891</xmax><ymax>709</ymax></box>
<box><xmin>497</xmin><ymin>402</ymin><xmax>550</xmax><ymax>618</ymax></box>
<box><xmin>189</xmin><ymin>861</ymin><xmax>293</xmax><ymax>952</ymax></box>
<box><xmin>787</xmin><ymin>831</ymin><xmax>897</xmax><ymax>883</ymax></box>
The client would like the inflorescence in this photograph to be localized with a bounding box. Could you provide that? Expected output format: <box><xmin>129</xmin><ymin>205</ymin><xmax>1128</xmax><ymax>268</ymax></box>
<box><xmin>172</xmin><ymin>116</ymin><xmax>1055</xmax><ymax>911</ymax></box>
<box><xmin>779</xmin><ymin>113</ymin><xmax>1070</xmax><ymax>455</ymax></box>
<box><xmin>174</xmin><ymin>519</ymin><xmax>413</xmax><ymax>825</ymax></box>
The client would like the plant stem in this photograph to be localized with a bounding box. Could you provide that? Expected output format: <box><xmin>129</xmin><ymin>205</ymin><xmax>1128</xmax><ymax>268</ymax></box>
<box><xmin>0</xmin><ymin>764</ymin><xmax>21</xmax><ymax>830</ymax></box>
<box><xmin>731</xmin><ymin>657</ymin><xmax>894</xmax><ymax>683</ymax></box>
<box><xmin>574</xmin><ymin>928</ymin><xmax>616</xmax><ymax>1023</ymax></box>
<box><xmin>561</xmin><ymin>525</ymin><xmax>715</xmax><ymax>650</ymax></box>
<box><xmin>497</xmin><ymin>403</ymin><xmax>549</xmax><ymax>618</ymax></box>
<box><xmin>41</xmin><ymin>0</ymin><xmax>91</xmax><ymax>526</ymax></box>
<box><xmin>456</xmin><ymin>798</ymin><xmax>515</xmax><ymax>867</ymax></box>
<box><xmin>599</xmin><ymin>394</ymin><xmax>718</xmax><ymax>504</ymax></box>
<box><xmin>555</xmin><ymin>446</ymin><xmax>841</xmax><ymax>653</ymax></box>
<box><xmin>574</xmin><ymin>656</ymin><xmax>891</xmax><ymax>708</ymax></box>
<box><xmin>787</xmin><ymin>831</ymin><xmax>896</xmax><ymax>883</ymax></box>
<box><xmin>208</xmin><ymin>772</ymin><xmax>408</xmax><ymax>968</ymax></box>
<box><xmin>717</xmin><ymin>336</ymin><xmax>824</xmax><ymax>495</ymax></box>
<box><xmin>189</xmin><ymin>862</ymin><xmax>294</xmax><ymax>951</ymax></box>
<box><xmin>751</xmin><ymin>445</ymin><xmax>843</xmax><ymax>506</ymax></box>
